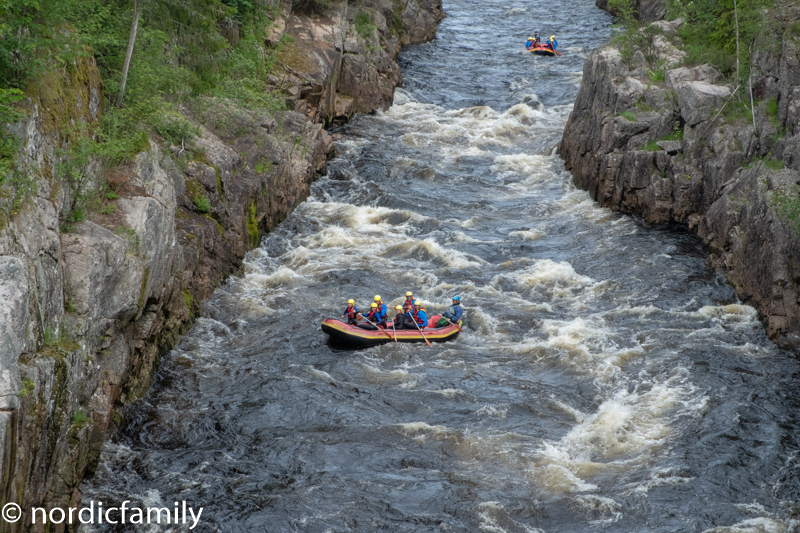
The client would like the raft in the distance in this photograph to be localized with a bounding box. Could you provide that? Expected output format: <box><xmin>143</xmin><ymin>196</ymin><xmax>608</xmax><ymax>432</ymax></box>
<box><xmin>528</xmin><ymin>45</ymin><xmax>555</xmax><ymax>56</ymax></box>
<box><xmin>321</xmin><ymin>314</ymin><xmax>462</xmax><ymax>347</ymax></box>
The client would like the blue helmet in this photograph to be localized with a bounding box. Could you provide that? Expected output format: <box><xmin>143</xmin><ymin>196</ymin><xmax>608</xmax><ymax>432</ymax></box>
<box><xmin>452</xmin><ymin>295</ymin><xmax>461</xmax><ymax>301</ymax></box>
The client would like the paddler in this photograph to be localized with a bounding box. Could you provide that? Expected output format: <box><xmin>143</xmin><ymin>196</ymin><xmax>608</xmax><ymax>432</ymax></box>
<box><xmin>410</xmin><ymin>300</ymin><xmax>428</xmax><ymax>329</ymax></box>
<box><xmin>436</xmin><ymin>295</ymin><xmax>463</xmax><ymax>327</ymax></box>
<box><xmin>526</xmin><ymin>33</ymin><xmax>541</xmax><ymax>50</ymax></box>
<box><xmin>393</xmin><ymin>305</ymin><xmax>406</xmax><ymax>329</ymax></box>
<box><xmin>341</xmin><ymin>299</ymin><xmax>359</xmax><ymax>325</ymax></box>
<box><xmin>402</xmin><ymin>291</ymin><xmax>415</xmax><ymax>312</ymax></box>
<box><xmin>373</xmin><ymin>295</ymin><xmax>388</xmax><ymax>324</ymax></box>
<box><xmin>357</xmin><ymin>302</ymin><xmax>386</xmax><ymax>330</ymax></box>
<box><xmin>548</xmin><ymin>35</ymin><xmax>562</xmax><ymax>56</ymax></box>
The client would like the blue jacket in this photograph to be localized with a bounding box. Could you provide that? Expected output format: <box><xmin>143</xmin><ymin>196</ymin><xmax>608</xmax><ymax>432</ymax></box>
<box><xmin>442</xmin><ymin>304</ymin><xmax>462</xmax><ymax>322</ymax></box>
<box><xmin>343</xmin><ymin>306</ymin><xmax>358</xmax><ymax>319</ymax></box>
<box><xmin>374</xmin><ymin>303</ymin><xmax>387</xmax><ymax>323</ymax></box>
<box><xmin>411</xmin><ymin>308</ymin><xmax>428</xmax><ymax>327</ymax></box>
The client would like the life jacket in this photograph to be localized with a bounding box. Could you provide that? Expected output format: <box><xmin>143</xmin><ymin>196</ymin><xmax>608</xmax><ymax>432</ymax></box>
<box><xmin>403</xmin><ymin>298</ymin><xmax>414</xmax><ymax>312</ymax></box>
<box><xmin>411</xmin><ymin>307</ymin><xmax>428</xmax><ymax>327</ymax></box>
<box><xmin>345</xmin><ymin>305</ymin><xmax>358</xmax><ymax>319</ymax></box>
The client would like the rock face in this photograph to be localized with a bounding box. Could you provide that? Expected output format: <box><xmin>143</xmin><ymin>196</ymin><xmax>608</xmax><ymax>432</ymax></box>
<box><xmin>0</xmin><ymin>1</ymin><xmax>443</xmax><ymax>530</ymax></box>
<box><xmin>270</xmin><ymin>0</ymin><xmax>445</xmax><ymax>123</ymax></box>
<box><xmin>560</xmin><ymin>20</ymin><xmax>800</xmax><ymax>342</ymax></box>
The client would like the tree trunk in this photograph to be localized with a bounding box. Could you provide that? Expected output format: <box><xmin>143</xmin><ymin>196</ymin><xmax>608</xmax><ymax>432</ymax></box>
<box><xmin>117</xmin><ymin>0</ymin><xmax>140</xmax><ymax>107</ymax></box>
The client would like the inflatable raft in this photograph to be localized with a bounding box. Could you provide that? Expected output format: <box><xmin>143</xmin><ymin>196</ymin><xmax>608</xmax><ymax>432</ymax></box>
<box><xmin>528</xmin><ymin>45</ymin><xmax>555</xmax><ymax>56</ymax></box>
<box><xmin>321</xmin><ymin>314</ymin><xmax>462</xmax><ymax>347</ymax></box>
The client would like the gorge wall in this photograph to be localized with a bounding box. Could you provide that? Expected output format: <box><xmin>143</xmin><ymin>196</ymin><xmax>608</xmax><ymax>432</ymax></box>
<box><xmin>559</xmin><ymin>13</ymin><xmax>800</xmax><ymax>342</ymax></box>
<box><xmin>0</xmin><ymin>1</ymin><xmax>443</xmax><ymax>531</ymax></box>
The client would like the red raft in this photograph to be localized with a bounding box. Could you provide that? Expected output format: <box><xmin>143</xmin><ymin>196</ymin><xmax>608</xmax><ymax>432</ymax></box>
<box><xmin>528</xmin><ymin>45</ymin><xmax>556</xmax><ymax>56</ymax></box>
<box><xmin>321</xmin><ymin>314</ymin><xmax>462</xmax><ymax>347</ymax></box>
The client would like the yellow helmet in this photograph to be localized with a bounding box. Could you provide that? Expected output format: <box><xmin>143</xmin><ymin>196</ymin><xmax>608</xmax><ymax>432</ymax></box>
<box><xmin>370</xmin><ymin>302</ymin><xmax>378</xmax><ymax>308</ymax></box>
<box><xmin>347</xmin><ymin>299</ymin><xmax>354</xmax><ymax>304</ymax></box>
<box><xmin>527</xmin><ymin>36</ymin><xmax>534</xmax><ymax>40</ymax></box>
<box><xmin>550</xmin><ymin>35</ymin><xmax>555</xmax><ymax>40</ymax></box>
<box><xmin>406</xmin><ymin>291</ymin><xmax>413</xmax><ymax>297</ymax></box>
<box><xmin>395</xmin><ymin>305</ymin><xmax>403</xmax><ymax>310</ymax></box>
<box><xmin>374</xmin><ymin>295</ymin><xmax>381</xmax><ymax>302</ymax></box>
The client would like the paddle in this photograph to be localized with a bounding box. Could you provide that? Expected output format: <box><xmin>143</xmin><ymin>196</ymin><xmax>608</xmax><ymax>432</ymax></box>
<box><xmin>357</xmin><ymin>313</ymin><xmax>394</xmax><ymax>341</ymax></box>
<box><xmin>445</xmin><ymin>317</ymin><xmax>463</xmax><ymax>333</ymax></box>
<box><xmin>391</xmin><ymin>320</ymin><xmax>397</xmax><ymax>343</ymax></box>
<box><xmin>409</xmin><ymin>313</ymin><xmax>432</xmax><ymax>347</ymax></box>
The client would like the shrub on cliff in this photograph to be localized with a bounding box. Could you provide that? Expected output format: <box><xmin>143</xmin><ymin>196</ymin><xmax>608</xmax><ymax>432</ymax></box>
<box><xmin>0</xmin><ymin>0</ymin><xmax>288</xmax><ymax>221</ymax></box>
<box><xmin>665</xmin><ymin>0</ymin><xmax>774</xmax><ymax>82</ymax></box>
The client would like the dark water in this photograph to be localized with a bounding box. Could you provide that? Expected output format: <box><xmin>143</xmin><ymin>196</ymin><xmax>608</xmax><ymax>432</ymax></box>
<box><xmin>81</xmin><ymin>1</ymin><xmax>800</xmax><ymax>532</ymax></box>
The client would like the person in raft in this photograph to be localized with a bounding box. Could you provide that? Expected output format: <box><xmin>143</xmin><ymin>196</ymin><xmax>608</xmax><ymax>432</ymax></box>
<box><xmin>373</xmin><ymin>295</ymin><xmax>388</xmax><ymax>324</ymax></box>
<box><xmin>341</xmin><ymin>299</ymin><xmax>359</xmax><ymax>325</ymax></box>
<box><xmin>547</xmin><ymin>35</ymin><xmax>562</xmax><ymax>56</ymax></box>
<box><xmin>402</xmin><ymin>291</ymin><xmax>415</xmax><ymax>312</ymax></box>
<box><xmin>409</xmin><ymin>300</ymin><xmax>428</xmax><ymax>329</ymax></box>
<box><xmin>436</xmin><ymin>295</ymin><xmax>463</xmax><ymax>327</ymax></box>
<box><xmin>358</xmin><ymin>302</ymin><xmax>386</xmax><ymax>330</ymax></box>
<box><xmin>393</xmin><ymin>305</ymin><xmax>406</xmax><ymax>330</ymax></box>
<box><xmin>526</xmin><ymin>32</ymin><xmax>541</xmax><ymax>49</ymax></box>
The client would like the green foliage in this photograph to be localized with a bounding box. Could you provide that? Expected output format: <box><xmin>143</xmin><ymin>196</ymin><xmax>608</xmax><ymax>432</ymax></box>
<box><xmin>0</xmin><ymin>88</ymin><xmax>24</xmax><ymax>176</ymax></box>
<box><xmin>291</xmin><ymin>0</ymin><xmax>331</xmax><ymax>14</ymax></box>
<box><xmin>2</xmin><ymin>0</ymin><xmax>287</xmax><ymax>224</ymax></box>
<box><xmin>72</xmin><ymin>409</ymin><xmax>87</xmax><ymax>426</ymax></box>
<box><xmin>355</xmin><ymin>12</ymin><xmax>377</xmax><ymax>40</ymax></box>
<box><xmin>254</xmin><ymin>159</ymin><xmax>272</xmax><ymax>174</ymax></box>
<box><xmin>19</xmin><ymin>377</ymin><xmax>35</xmax><ymax>398</ymax></box>
<box><xmin>246</xmin><ymin>199</ymin><xmax>258</xmax><ymax>247</ymax></box>
<box><xmin>661</xmin><ymin>123</ymin><xmax>685</xmax><ymax>141</ymax></box>
<box><xmin>765</xmin><ymin>96</ymin><xmax>778</xmax><ymax>117</ymax></box>
<box><xmin>183</xmin><ymin>289</ymin><xmax>194</xmax><ymax>318</ymax></box>
<box><xmin>195</xmin><ymin>194</ymin><xmax>211</xmax><ymax>212</ymax></box>
<box><xmin>644</xmin><ymin>140</ymin><xmax>661</xmax><ymax>151</ymax></box>
<box><xmin>721</xmin><ymin>95</ymin><xmax>754</xmax><ymax>123</ymax></box>
<box><xmin>666</xmin><ymin>0</ymin><xmax>773</xmax><ymax>83</ymax></box>
<box><xmin>648</xmin><ymin>68</ymin><xmax>665</xmax><ymax>82</ymax></box>
<box><xmin>745</xmin><ymin>154</ymin><xmax>783</xmax><ymax>170</ymax></box>
<box><xmin>761</xmin><ymin>96</ymin><xmax>785</xmax><ymax>141</ymax></box>
<box><xmin>608</xmin><ymin>0</ymin><xmax>637</xmax><ymax>24</ymax></box>
<box><xmin>43</xmin><ymin>326</ymin><xmax>80</xmax><ymax>351</ymax></box>
<box><xmin>620</xmin><ymin>111</ymin><xmax>636</xmax><ymax>121</ymax></box>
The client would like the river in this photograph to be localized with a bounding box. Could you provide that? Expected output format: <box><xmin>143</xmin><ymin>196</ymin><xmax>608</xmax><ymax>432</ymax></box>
<box><xmin>81</xmin><ymin>1</ymin><xmax>800</xmax><ymax>531</ymax></box>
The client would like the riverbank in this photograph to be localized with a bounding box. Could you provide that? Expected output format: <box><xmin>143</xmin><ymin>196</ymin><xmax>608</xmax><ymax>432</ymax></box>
<box><xmin>0</xmin><ymin>1</ymin><xmax>443</xmax><ymax>529</ymax></box>
<box><xmin>560</xmin><ymin>1</ymin><xmax>800</xmax><ymax>343</ymax></box>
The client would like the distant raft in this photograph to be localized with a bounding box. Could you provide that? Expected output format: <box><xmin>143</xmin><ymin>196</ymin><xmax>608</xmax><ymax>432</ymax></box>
<box><xmin>528</xmin><ymin>45</ymin><xmax>556</xmax><ymax>56</ymax></box>
<box><xmin>321</xmin><ymin>314</ymin><xmax>462</xmax><ymax>347</ymax></box>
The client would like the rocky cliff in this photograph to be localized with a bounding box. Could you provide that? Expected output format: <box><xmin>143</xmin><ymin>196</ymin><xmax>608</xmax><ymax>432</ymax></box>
<box><xmin>0</xmin><ymin>1</ymin><xmax>442</xmax><ymax>530</ymax></box>
<box><xmin>268</xmin><ymin>0</ymin><xmax>444</xmax><ymax>123</ymax></box>
<box><xmin>559</xmin><ymin>17</ymin><xmax>800</xmax><ymax>342</ymax></box>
